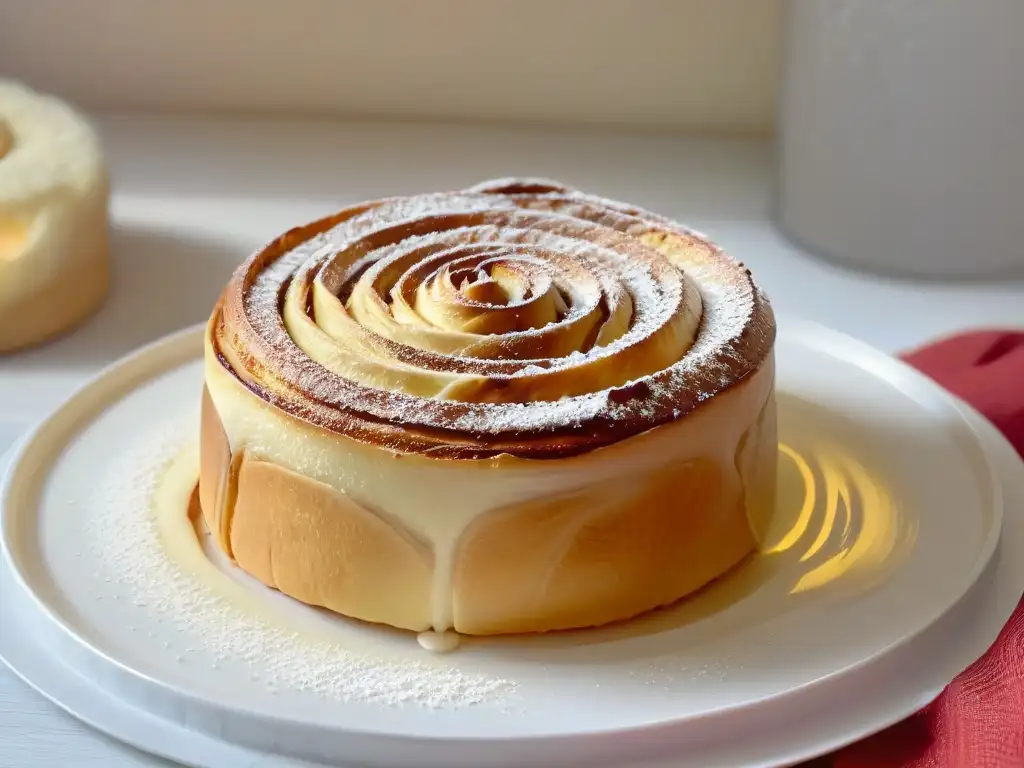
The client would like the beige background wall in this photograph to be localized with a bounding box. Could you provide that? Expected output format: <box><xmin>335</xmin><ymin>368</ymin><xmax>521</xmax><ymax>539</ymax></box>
<box><xmin>0</xmin><ymin>0</ymin><xmax>784</xmax><ymax>133</ymax></box>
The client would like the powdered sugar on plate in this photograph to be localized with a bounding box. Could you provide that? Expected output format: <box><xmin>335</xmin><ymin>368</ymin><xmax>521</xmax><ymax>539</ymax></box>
<box><xmin>84</xmin><ymin>414</ymin><xmax>516</xmax><ymax>709</ymax></box>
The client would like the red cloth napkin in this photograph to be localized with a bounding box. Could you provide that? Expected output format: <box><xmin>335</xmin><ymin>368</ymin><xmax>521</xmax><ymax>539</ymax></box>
<box><xmin>826</xmin><ymin>331</ymin><xmax>1024</xmax><ymax>768</ymax></box>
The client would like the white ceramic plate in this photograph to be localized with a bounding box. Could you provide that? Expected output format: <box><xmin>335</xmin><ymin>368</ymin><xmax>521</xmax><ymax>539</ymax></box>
<box><xmin>0</xmin><ymin>319</ymin><xmax>1014</xmax><ymax>767</ymax></box>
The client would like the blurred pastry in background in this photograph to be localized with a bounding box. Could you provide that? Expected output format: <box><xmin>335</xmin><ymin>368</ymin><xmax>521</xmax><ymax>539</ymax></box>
<box><xmin>0</xmin><ymin>80</ymin><xmax>110</xmax><ymax>353</ymax></box>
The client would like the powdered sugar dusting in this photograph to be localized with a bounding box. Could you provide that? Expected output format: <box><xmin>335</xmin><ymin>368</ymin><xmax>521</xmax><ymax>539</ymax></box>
<box><xmin>218</xmin><ymin>179</ymin><xmax>773</xmax><ymax>455</ymax></box>
<box><xmin>85</xmin><ymin>417</ymin><xmax>516</xmax><ymax>708</ymax></box>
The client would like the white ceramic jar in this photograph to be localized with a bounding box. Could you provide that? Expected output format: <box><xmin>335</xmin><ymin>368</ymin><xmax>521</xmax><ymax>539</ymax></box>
<box><xmin>777</xmin><ymin>1</ymin><xmax>1024</xmax><ymax>278</ymax></box>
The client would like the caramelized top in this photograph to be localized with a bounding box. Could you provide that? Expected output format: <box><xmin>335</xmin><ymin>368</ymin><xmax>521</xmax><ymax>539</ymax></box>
<box><xmin>209</xmin><ymin>178</ymin><xmax>775</xmax><ymax>459</ymax></box>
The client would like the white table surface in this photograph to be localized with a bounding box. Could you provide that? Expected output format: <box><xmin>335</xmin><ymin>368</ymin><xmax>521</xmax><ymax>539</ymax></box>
<box><xmin>2</xmin><ymin>114</ymin><xmax>1023</xmax><ymax>767</ymax></box>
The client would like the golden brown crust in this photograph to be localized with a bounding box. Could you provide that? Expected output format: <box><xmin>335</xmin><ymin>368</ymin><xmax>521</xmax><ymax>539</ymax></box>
<box><xmin>229</xmin><ymin>459</ymin><xmax>435</xmax><ymax>631</ymax></box>
<box><xmin>199</xmin><ymin>385</ymin><xmax>235</xmax><ymax>556</ymax></box>
<box><xmin>452</xmin><ymin>455</ymin><xmax>756</xmax><ymax>635</ymax></box>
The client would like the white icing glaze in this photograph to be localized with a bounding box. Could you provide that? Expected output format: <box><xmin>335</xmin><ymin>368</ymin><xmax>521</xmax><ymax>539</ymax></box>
<box><xmin>416</xmin><ymin>630</ymin><xmax>461</xmax><ymax>654</ymax></box>
<box><xmin>205</xmin><ymin>351</ymin><xmax>775</xmax><ymax>631</ymax></box>
<box><xmin>145</xmin><ymin>441</ymin><xmax>513</xmax><ymax>702</ymax></box>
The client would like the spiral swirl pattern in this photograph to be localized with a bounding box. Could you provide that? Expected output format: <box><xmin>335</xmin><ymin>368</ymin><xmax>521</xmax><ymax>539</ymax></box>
<box><xmin>209</xmin><ymin>179</ymin><xmax>774</xmax><ymax>459</ymax></box>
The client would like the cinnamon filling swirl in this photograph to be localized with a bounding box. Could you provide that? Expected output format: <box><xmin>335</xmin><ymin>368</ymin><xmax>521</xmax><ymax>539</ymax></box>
<box><xmin>209</xmin><ymin>178</ymin><xmax>773</xmax><ymax>459</ymax></box>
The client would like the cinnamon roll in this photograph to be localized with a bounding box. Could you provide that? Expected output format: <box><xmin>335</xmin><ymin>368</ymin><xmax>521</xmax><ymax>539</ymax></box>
<box><xmin>200</xmin><ymin>178</ymin><xmax>777</xmax><ymax>636</ymax></box>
